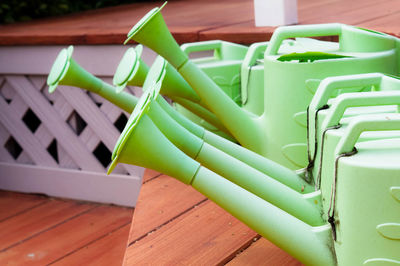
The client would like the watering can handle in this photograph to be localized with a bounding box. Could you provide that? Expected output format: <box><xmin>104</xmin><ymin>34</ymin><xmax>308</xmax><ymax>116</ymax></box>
<box><xmin>324</xmin><ymin>90</ymin><xmax>400</xmax><ymax>128</ymax></box>
<box><xmin>181</xmin><ymin>40</ymin><xmax>223</xmax><ymax>57</ymax></box>
<box><xmin>265</xmin><ymin>23</ymin><xmax>342</xmax><ymax>56</ymax></box>
<box><xmin>241</xmin><ymin>42</ymin><xmax>268</xmax><ymax>105</ymax></box>
<box><xmin>307</xmin><ymin>73</ymin><xmax>385</xmax><ymax>159</ymax></box>
<box><xmin>335</xmin><ymin>113</ymin><xmax>400</xmax><ymax>155</ymax></box>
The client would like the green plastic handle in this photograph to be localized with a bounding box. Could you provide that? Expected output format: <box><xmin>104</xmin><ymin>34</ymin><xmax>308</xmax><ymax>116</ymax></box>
<box><xmin>323</xmin><ymin>90</ymin><xmax>400</xmax><ymax>128</ymax></box>
<box><xmin>335</xmin><ymin>113</ymin><xmax>400</xmax><ymax>155</ymax></box>
<box><xmin>265</xmin><ymin>23</ymin><xmax>342</xmax><ymax>56</ymax></box>
<box><xmin>309</xmin><ymin>73</ymin><xmax>384</xmax><ymax>114</ymax></box>
<box><xmin>307</xmin><ymin>73</ymin><xmax>385</xmax><ymax>158</ymax></box>
<box><xmin>241</xmin><ymin>42</ymin><xmax>268</xmax><ymax>105</ymax></box>
<box><xmin>181</xmin><ymin>40</ymin><xmax>224</xmax><ymax>58</ymax></box>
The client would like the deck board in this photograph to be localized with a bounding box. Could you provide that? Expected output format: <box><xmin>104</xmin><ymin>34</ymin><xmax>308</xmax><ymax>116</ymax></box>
<box><xmin>0</xmin><ymin>194</ymin><xmax>133</xmax><ymax>266</ymax></box>
<box><xmin>124</xmin><ymin>172</ymin><xmax>301</xmax><ymax>265</ymax></box>
<box><xmin>227</xmin><ymin>238</ymin><xmax>302</xmax><ymax>266</ymax></box>
<box><xmin>51</xmin><ymin>224</ymin><xmax>130</xmax><ymax>266</ymax></box>
<box><xmin>125</xmin><ymin>199</ymin><xmax>257</xmax><ymax>265</ymax></box>
<box><xmin>0</xmin><ymin>191</ymin><xmax>47</xmax><ymax>221</ymax></box>
<box><xmin>0</xmin><ymin>0</ymin><xmax>398</xmax><ymax>45</ymax></box>
<box><xmin>0</xmin><ymin>200</ymin><xmax>93</xmax><ymax>251</ymax></box>
<box><xmin>127</xmin><ymin>174</ymin><xmax>206</xmax><ymax>243</ymax></box>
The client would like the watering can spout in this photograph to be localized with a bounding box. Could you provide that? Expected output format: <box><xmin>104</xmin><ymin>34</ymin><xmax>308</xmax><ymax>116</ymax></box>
<box><xmin>124</xmin><ymin>2</ymin><xmax>264</xmax><ymax>154</ymax></box>
<box><xmin>47</xmin><ymin>45</ymin><xmax>138</xmax><ymax>113</ymax></box>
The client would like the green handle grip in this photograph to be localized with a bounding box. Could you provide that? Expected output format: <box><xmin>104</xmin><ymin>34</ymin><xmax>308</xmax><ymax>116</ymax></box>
<box><xmin>265</xmin><ymin>23</ymin><xmax>342</xmax><ymax>56</ymax></box>
<box><xmin>241</xmin><ymin>42</ymin><xmax>268</xmax><ymax>105</ymax></box>
<box><xmin>181</xmin><ymin>40</ymin><xmax>224</xmax><ymax>58</ymax></box>
<box><xmin>323</xmin><ymin>90</ymin><xmax>400</xmax><ymax>128</ymax></box>
<box><xmin>309</xmin><ymin>73</ymin><xmax>384</xmax><ymax>113</ymax></box>
<box><xmin>335</xmin><ymin>113</ymin><xmax>400</xmax><ymax>155</ymax></box>
<box><xmin>307</xmin><ymin>73</ymin><xmax>385</xmax><ymax>158</ymax></box>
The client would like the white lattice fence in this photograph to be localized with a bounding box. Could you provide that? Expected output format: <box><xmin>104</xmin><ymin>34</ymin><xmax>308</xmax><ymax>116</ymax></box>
<box><xmin>0</xmin><ymin>45</ymin><xmax>152</xmax><ymax>206</ymax></box>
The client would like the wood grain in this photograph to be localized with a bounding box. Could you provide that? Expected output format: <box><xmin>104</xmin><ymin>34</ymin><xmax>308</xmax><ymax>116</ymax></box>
<box><xmin>51</xmin><ymin>224</ymin><xmax>130</xmax><ymax>266</ymax></box>
<box><xmin>125</xmin><ymin>200</ymin><xmax>257</xmax><ymax>265</ymax></box>
<box><xmin>127</xmin><ymin>175</ymin><xmax>206</xmax><ymax>243</ymax></box>
<box><xmin>0</xmin><ymin>205</ymin><xmax>132</xmax><ymax>265</ymax></box>
<box><xmin>0</xmin><ymin>191</ymin><xmax>47</xmax><ymax>221</ymax></box>
<box><xmin>0</xmin><ymin>199</ymin><xmax>94</xmax><ymax>251</ymax></box>
<box><xmin>0</xmin><ymin>0</ymin><xmax>398</xmax><ymax>45</ymax></box>
<box><xmin>227</xmin><ymin>237</ymin><xmax>302</xmax><ymax>266</ymax></box>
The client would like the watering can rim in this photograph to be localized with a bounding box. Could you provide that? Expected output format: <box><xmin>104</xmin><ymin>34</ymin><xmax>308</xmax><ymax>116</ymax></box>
<box><xmin>108</xmin><ymin>90</ymin><xmax>153</xmax><ymax>174</ymax></box>
<box><xmin>124</xmin><ymin>2</ymin><xmax>167</xmax><ymax>45</ymax></box>
<box><xmin>47</xmin><ymin>45</ymin><xmax>74</xmax><ymax>93</ymax></box>
<box><xmin>113</xmin><ymin>45</ymin><xmax>143</xmax><ymax>90</ymax></box>
<box><xmin>142</xmin><ymin>56</ymin><xmax>167</xmax><ymax>92</ymax></box>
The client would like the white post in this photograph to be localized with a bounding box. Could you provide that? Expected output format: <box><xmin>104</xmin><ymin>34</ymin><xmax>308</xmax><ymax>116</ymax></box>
<box><xmin>254</xmin><ymin>0</ymin><xmax>298</xmax><ymax>27</ymax></box>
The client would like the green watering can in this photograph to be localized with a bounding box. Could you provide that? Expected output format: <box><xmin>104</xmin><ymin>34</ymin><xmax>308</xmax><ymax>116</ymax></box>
<box><xmin>123</xmin><ymin>3</ymin><xmax>400</xmax><ymax>170</ymax></box>
<box><xmin>108</xmin><ymin>76</ymin><xmax>400</xmax><ymax>265</ymax></box>
<box><xmin>308</xmin><ymin>74</ymin><xmax>400</xmax><ymax>185</ymax></box>
<box><xmin>331</xmin><ymin>115</ymin><xmax>400</xmax><ymax>265</ymax></box>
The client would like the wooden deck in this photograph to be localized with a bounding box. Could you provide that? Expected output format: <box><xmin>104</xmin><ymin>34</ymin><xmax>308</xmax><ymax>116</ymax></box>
<box><xmin>0</xmin><ymin>190</ymin><xmax>133</xmax><ymax>265</ymax></box>
<box><xmin>124</xmin><ymin>169</ymin><xmax>301</xmax><ymax>265</ymax></box>
<box><xmin>0</xmin><ymin>0</ymin><xmax>399</xmax><ymax>45</ymax></box>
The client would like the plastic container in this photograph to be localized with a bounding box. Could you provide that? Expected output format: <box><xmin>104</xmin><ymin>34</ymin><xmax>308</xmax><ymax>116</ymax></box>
<box><xmin>332</xmin><ymin>116</ymin><xmax>400</xmax><ymax>265</ymax></box>
<box><xmin>263</xmin><ymin>24</ymin><xmax>399</xmax><ymax>169</ymax></box>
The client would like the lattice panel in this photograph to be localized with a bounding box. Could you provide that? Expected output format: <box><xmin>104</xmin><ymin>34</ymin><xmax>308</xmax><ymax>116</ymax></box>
<box><xmin>0</xmin><ymin>74</ymin><xmax>142</xmax><ymax>176</ymax></box>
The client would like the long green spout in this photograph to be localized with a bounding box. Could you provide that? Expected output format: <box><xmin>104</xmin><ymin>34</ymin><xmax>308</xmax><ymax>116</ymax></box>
<box><xmin>108</xmin><ymin>89</ymin><xmax>335</xmax><ymax>265</ymax></box>
<box><xmin>124</xmin><ymin>4</ymin><xmax>264</xmax><ymax>154</ymax></box>
<box><xmin>156</xmin><ymin>96</ymin><xmax>313</xmax><ymax>194</ymax></box>
<box><xmin>148</xmin><ymin>98</ymin><xmax>322</xmax><ymax>226</ymax></box>
<box><xmin>47</xmin><ymin>45</ymin><xmax>138</xmax><ymax>113</ymax></box>
<box><xmin>192</xmin><ymin>167</ymin><xmax>335</xmax><ymax>266</ymax></box>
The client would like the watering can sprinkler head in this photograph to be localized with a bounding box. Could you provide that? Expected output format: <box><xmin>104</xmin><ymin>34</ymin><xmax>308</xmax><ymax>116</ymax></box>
<box><xmin>113</xmin><ymin>45</ymin><xmax>149</xmax><ymax>93</ymax></box>
<box><xmin>107</xmin><ymin>82</ymin><xmax>200</xmax><ymax>184</ymax></box>
<box><xmin>124</xmin><ymin>2</ymin><xmax>188</xmax><ymax>69</ymax></box>
<box><xmin>47</xmin><ymin>45</ymin><xmax>75</xmax><ymax>93</ymax></box>
<box><xmin>47</xmin><ymin>45</ymin><xmax>139</xmax><ymax>113</ymax></box>
<box><xmin>145</xmin><ymin>56</ymin><xmax>201</xmax><ymax>103</ymax></box>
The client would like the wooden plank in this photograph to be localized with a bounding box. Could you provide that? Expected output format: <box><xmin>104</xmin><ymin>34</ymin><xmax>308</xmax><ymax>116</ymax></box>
<box><xmin>127</xmin><ymin>175</ymin><xmax>206</xmax><ymax>243</ymax></box>
<box><xmin>0</xmin><ymin>162</ymin><xmax>142</xmax><ymax>207</ymax></box>
<box><xmin>0</xmin><ymin>95</ymin><xmax>58</xmax><ymax>167</ymax></box>
<box><xmin>227</xmin><ymin>237</ymin><xmax>301</xmax><ymax>266</ymax></box>
<box><xmin>0</xmin><ymin>191</ymin><xmax>47</xmax><ymax>221</ymax></box>
<box><xmin>124</xmin><ymin>200</ymin><xmax>257</xmax><ymax>265</ymax></box>
<box><xmin>51</xmin><ymin>224</ymin><xmax>130</xmax><ymax>266</ymax></box>
<box><xmin>6</xmin><ymin>76</ymin><xmax>104</xmax><ymax>171</ymax></box>
<box><xmin>142</xmin><ymin>168</ymin><xmax>162</xmax><ymax>183</ymax></box>
<box><xmin>0</xmin><ymin>199</ymin><xmax>95</xmax><ymax>251</ymax></box>
<box><xmin>300</xmin><ymin>0</ymin><xmax>398</xmax><ymax>24</ymax></box>
<box><xmin>0</xmin><ymin>205</ymin><xmax>133</xmax><ymax>265</ymax></box>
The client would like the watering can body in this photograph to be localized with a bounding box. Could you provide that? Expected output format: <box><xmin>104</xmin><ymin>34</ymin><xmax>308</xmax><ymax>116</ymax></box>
<box><xmin>262</xmin><ymin>24</ymin><xmax>399</xmax><ymax>170</ymax></box>
<box><xmin>241</xmin><ymin>38</ymin><xmax>340</xmax><ymax>116</ymax></box>
<box><xmin>307</xmin><ymin>74</ymin><xmax>400</xmax><ymax>193</ymax></box>
<box><xmin>330</xmin><ymin>116</ymin><xmax>400</xmax><ymax>266</ymax></box>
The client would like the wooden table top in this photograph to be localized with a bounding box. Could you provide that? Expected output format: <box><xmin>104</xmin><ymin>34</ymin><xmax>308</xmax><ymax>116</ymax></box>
<box><xmin>0</xmin><ymin>0</ymin><xmax>399</xmax><ymax>46</ymax></box>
